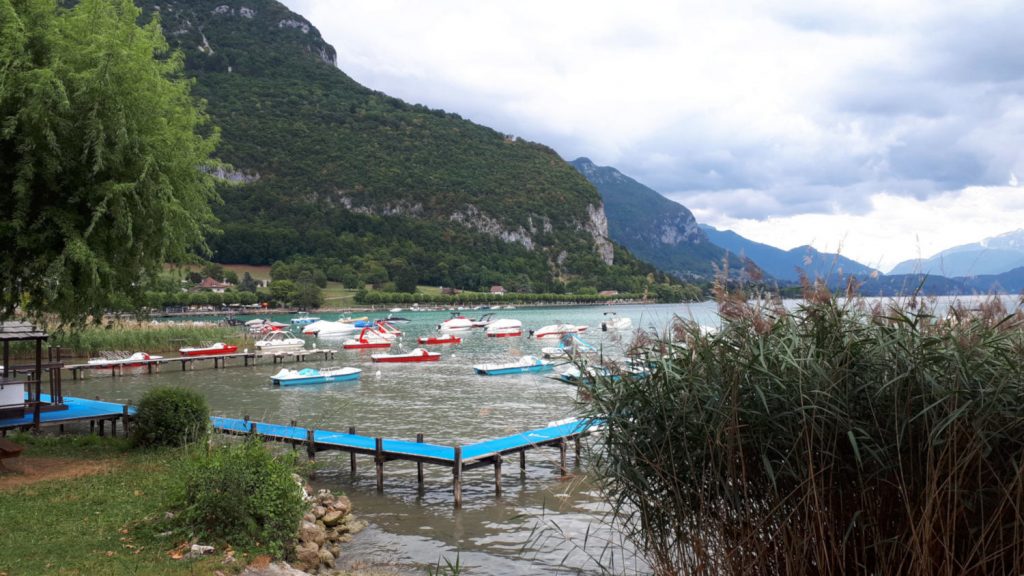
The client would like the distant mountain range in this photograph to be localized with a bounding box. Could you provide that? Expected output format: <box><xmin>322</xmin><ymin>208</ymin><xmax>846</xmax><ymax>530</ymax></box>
<box><xmin>889</xmin><ymin>229</ymin><xmax>1024</xmax><ymax>276</ymax></box>
<box><xmin>570</xmin><ymin>158</ymin><xmax>729</xmax><ymax>279</ymax></box>
<box><xmin>700</xmin><ymin>225</ymin><xmax>879</xmax><ymax>283</ymax></box>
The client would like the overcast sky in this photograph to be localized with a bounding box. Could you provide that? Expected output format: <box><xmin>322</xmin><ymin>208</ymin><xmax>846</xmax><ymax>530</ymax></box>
<box><xmin>282</xmin><ymin>0</ymin><xmax>1024</xmax><ymax>272</ymax></box>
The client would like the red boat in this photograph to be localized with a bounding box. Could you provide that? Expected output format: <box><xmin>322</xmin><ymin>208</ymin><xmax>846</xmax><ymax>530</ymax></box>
<box><xmin>342</xmin><ymin>327</ymin><xmax>393</xmax><ymax>350</ymax></box>
<box><xmin>179</xmin><ymin>342</ymin><xmax>239</xmax><ymax>357</ymax></box>
<box><xmin>417</xmin><ymin>334</ymin><xmax>462</xmax><ymax>345</ymax></box>
<box><xmin>374</xmin><ymin>320</ymin><xmax>403</xmax><ymax>337</ymax></box>
<box><xmin>371</xmin><ymin>348</ymin><xmax>441</xmax><ymax>363</ymax></box>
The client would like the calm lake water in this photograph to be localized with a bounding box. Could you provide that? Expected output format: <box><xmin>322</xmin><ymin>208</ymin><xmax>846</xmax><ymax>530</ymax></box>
<box><xmin>70</xmin><ymin>302</ymin><xmax>719</xmax><ymax>574</ymax></box>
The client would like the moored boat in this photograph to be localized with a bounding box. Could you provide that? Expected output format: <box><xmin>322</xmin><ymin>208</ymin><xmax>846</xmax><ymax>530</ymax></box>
<box><xmin>485</xmin><ymin>318</ymin><xmax>522</xmax><ymax>337</ymax></box>
<box><xmin>87</xmin><ymin>351</ymin><xmax>163</xmax><ymax>367</ymax></box>
<box><xmin>342</xmin><ymin>327</ymin><xmax>392</xmax><ymax>350</ymax></box>
<box><xmin>601</xmin><ymin>312</ymin><xmax>633</xmax><ymax>332</ymax></box>
<box><xmin>471</xmin><ymin>313</ymin><xmax>496</xmax><ymax>328</ymax></box>
<box><xmin>178</xmin><ymin>342</ymin><xmax>238</xmax><ymax>357</ymax></box>
<box><xmin>271</xmin><ymin>366</ymin><xmax>361</xmax><ymax>386</ymax></box>
<box><xmin>532</xmin><ymin>323</ymin><xmax>588</xmax><ymax>339</ymax></box>
<box><xmin>541</xmin><ymin>333</ymin><xmax>596</xmax><ymax>359</ymax></box>
<box><xmin>290</xmin><ymin>313</ymin><xmax>321</xmax><ymax>325</ymax></box>
<box><xmin>301</xmin><ymin>320</ymin><xmax>357</xmax><ymax>336</ymax></box>
<box><xmin>255</xmin><ymin>331</ymin><xmax>306</xmax><ymax>353</ymax></box>
<box><xmin>371</xmin><ymin>348</ymin><xmax>441</xmax><ymax>363</ymax></box>
<box><xmin>417</xmin><ymin>333</ymin><xmax>462</xmax><ymax>345</ymax></box>
<box><xmin>438</xmin><ymin>316</ymin><xmax>473</xmax><ymax>332</ymax></box>
<box><xmin>473</xmin><ymin>355</ymin><xmax>553</xmax><ymax>375</ymax></box>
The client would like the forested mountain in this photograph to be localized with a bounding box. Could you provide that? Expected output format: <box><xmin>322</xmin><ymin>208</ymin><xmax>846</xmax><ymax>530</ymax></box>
<box><xmin>889</xmin><ymin>229</ymin><xmax>1024</xmax><ymax>276</ymax></box>
<box><xmin>139</xmin><ymin>0</ymin><xmax>677</xmax><ymax>294</ymax></box>
<box><xmin>701</xmin><ymin>225</ymin><xmax>879</xmax><ymax>283</ymax></box>
<box><xmin>570</xmin><ymin>158</ymin><xmax>731</xmax><ymax>279</ymax></box>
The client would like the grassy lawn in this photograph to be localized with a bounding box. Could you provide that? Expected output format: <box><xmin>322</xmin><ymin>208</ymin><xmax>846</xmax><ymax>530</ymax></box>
<box><xmin>0</xmin><ymin>435</ymin><xmax>244</xmax><ymax>575</ymax></box>
<box><xmin>322</xmin><ymin>282</ymin><xmax>358</xmax><ymax>307</ymax></box>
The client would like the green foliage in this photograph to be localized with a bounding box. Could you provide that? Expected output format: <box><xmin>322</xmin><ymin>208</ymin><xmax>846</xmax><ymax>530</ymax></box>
<box><xmin>133</xmin><ymin>387</ymin><xmax>209</xmax><ymax>448</ymax></box>
<box><xmin>0</xmin><ymin>0</ymin><xmax>219</xmax><ymax>325</ymax></box>
<box><xmin>586</xmin><ymin>290</ymin><xmax>1024</xmax><ymax>574</ymax></box>
<box><xmin>129</xmin><ymin>0</ymin><xmax>691</xmax><ymax>295</ymax></box>
<box><xmin>180</xmin><ymin>439</ymin><xmax>305</xmax><ymax>558</ymax></box>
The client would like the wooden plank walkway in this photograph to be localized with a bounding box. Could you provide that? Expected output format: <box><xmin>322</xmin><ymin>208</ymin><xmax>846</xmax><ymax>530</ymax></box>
<box><xmin>64</xmin><ymin>349</ymin><xmax>337</xmax><ymax>379</ymax></box>
<box><xmin>212</xmin><ymin>415</ymin><xmax>600</xmax><ymax>507</ymax></box>
<box><xmin>0</xmin><ymin>394</ymin><xmax>134</xmax><ymax>437</ymax></box>
<box><xmin>0</xmin><ymin>393</ymin><xmax>599</xmax><ymax>508</ymax></box>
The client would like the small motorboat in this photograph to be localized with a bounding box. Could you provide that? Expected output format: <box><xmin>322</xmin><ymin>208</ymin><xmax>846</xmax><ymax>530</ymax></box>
<box><xmin>88</xmin><ymin>351</ymin><xmax>163</xmax><ymax>367</ymax></box>
<box><xmin>485</xmin><ymin>318</ymin><xmax>522</xmax><ymax>337</ymax></box>
<box><xmin>302</xmin><ymin>320</ymin><xmax>357</xmax><ymax>336</ymax></box>
<box><xmin>342</xmin><ymin>327</ymin><xmax>392</xmax><ymax>350</ymax></box>
<box><xmin>385</xmin><ymin>313</ymin><xmax>411</xmax><ymax>324</ymax></box>
<box><xmin>471</xmin><ymin>313</ymin><xmax>496</xmax><ymax>328</ymax></box>
<box><xmin>417</xmin><ymin>333</ymin><xmax>462</xmax><ymax>345</ymax></box>
<box><xmin>438</xmin><ymin>316</ymin><xmax>473</xmax><ymax>332</ymax></box>
<box><xmin>371</xmin><ymin>348</ymin><xmax>441</xmax><ymax>363</ymax></box>
<box><xmin>178</xmin><ymin>342</ymin><xmax>238</xmax><ymax>357</ymax></box>
<box><xmin>532</xmin><ymin>323</ymin><xmax>588</xmax><ymax>339</ymax></box>
<box><xmin>601</xmin><ymin>312</ymin><xmax>632</xmax><ymax>332</ymax></box>
<box><xmin>290</xmin><ymin>313</ymin><xmax>321</xmax><ymax>325</ymax></box>
<box><xmin>255</xmin><ymin>331</ymin><xmax>306</xmax><ymax>353</ymax></box>
<box><xmin>541</xmin><ymin>333</ymin><xmax>596</xmax><ymax>359</ymax></box>
<box><xmin>474</xmin><ymin>355</ymin><xmax>553</xmax><ymax>375</ymax></box>
<box><xmin>271</xmin><ymin>366</ymin><xmax>361</xmax><ymax>386</ymax></box>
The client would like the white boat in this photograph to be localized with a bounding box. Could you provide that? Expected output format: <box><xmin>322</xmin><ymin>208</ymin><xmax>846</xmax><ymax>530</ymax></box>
<box><xmin>438</xmin><ymin>316</ymin><xmax>473</xmax><ymax>332</ymax></box>
<box><xmin>532</xmin><ymin>323</ymin><xmax>587</xmax><ymax>339</ymax></box>
<box><xmin>271</xmin><ymin>366</ymin><xmax>361</xmax><ymax>386</ymax></box>
<box><xmin>255</xmin><ymin>331</ymin><xmax>306</xmax><ymax>353</ymax></box>
<box><xmin>301</xmin><ymin>320</ymin><xmax>357</xmax><ymax>336</ymax></box>
<box><xmin>601</xmin><ymin>312</ymin><xmax>633</xmax><ymax>332</ymax></box>
<box><xmin>470</xmin><ymin>313</ymin><xmax>496</xmax><ymax>327</ymax></box>
<box><xmin>342</xmin><ymin>327</ymin><xmax>393</xmax><ymax>350</ymax></box>
<box><xmin>541</xmin><ymin>333</ymin><xmax>596</xmax><ymax>359</ymax></box>
<box><xmin>474</xmin><ymin>355</ymin><xmax>553</xmax><ymax>375</ymax></box>
<box><xmin>87</xmin><ymin>351</ymin><xmax>163</xmax><ymax>366</ymax></box>
<box><xmin>290</xmin><ymin>313</ymin><xmax>321</xmax><ymax>325</ymax></box>
<box><xmin>485</xmin><ymin>318</ymin><xmax>523</xmax><ymax>337</ymax></box>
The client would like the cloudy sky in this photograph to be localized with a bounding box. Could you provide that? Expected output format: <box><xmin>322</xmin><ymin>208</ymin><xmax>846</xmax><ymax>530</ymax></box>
<box><xmin>283</xmin><ymin>0</ymin><xmax>1024</xmax><ymax>271</ymax></box>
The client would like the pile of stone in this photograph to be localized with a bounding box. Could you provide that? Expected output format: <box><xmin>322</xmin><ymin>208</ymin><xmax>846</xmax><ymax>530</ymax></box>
<box><xmin>291</xmin><ymin>488</ymin><xmax>367</xmax><ymax>573</ymax></box>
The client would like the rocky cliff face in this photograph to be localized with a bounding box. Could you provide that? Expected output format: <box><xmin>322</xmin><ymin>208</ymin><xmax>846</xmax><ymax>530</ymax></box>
<box><xmin>571</xmin><ymin>157</ymin><xmax>726</xmax><ymax>278</ymax></box>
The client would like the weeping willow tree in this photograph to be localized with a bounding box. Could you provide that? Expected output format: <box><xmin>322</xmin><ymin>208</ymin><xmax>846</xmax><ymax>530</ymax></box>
<box><xmin>0</xmin><ymin>0</ymin><xmax>219</xmax><ymax>324</ymax></box>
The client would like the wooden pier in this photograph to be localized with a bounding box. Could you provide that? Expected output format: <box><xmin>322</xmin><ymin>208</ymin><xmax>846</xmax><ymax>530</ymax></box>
<box><xmin>212</xmin><ymin>415</ymin><xmax>600</xmax><ymax>508</ymax></box>
<box><xmin>64</xmin><ymin>348</ymin><xmax>337</xmax><ymax>379</ymax></box>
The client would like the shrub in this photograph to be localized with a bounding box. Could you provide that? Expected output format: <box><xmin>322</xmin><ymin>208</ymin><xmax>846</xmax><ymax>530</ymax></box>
<box><xmin>585</xmin><ymin>286</ymin><xmax>1024</xmax><ymax>575</ymax></box>
<box><xmin>132</xmin><ymin>387</ymin><xmax>209</xmax><ymax>448</ymax></box>
<box><xmin>180</xmin><ymin>439</ymin><xmax>305</xmax><ymax>557</ymax></box>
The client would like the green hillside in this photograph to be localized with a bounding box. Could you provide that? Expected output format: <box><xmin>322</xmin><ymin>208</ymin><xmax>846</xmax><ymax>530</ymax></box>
<box><xmin>138</xmin><ymin>0</ymin><xmax>675</xmax><ymax>294</ymax></box>
<box><xmin>571</xmin><ymin>158</ymin><xmax>730</xmax><ymax>279</ymax></box>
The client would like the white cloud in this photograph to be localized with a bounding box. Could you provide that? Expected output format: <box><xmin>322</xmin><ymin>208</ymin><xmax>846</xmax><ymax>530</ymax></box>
<box><xmin>281</xmin><ymin>0</ymin><xmax>1024</xmax><ymax>267</ymax></box>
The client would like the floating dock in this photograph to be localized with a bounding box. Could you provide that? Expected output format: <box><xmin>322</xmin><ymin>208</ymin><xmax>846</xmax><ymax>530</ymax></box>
<box><xmin>0</xmin><ymin>395</ymin><xmax>598</xmax><ymax>508</ymax></box>
<box><xmin>213</xmin><ymin>415</ymin><xmax>600</xmax><ymax>508</ymax></box>
<box><xmin>64</xmin><ymin>349</ymin><xmax>337</xmax><ymax>379</ymax></box>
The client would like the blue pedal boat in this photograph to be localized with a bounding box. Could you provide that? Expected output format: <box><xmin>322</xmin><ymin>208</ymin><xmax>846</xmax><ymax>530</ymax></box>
<box><xmin>271</xmin><ymin>366</ymin><xmax>361</xmax><ymax>386</ymax></box>
<box><xmin>474</xmin><ymin>355</ymin><xmax>554</xmax><ymax>376</ymax></box>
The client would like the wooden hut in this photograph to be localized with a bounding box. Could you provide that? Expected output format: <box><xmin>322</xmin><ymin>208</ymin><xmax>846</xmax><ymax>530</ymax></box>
<box><xmin>0</xmin><ymin>321</ymin><xmax>65</xmax><ymax>426</ymax></box>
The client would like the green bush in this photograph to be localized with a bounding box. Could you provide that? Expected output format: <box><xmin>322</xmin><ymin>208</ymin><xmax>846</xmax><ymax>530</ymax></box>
<box><xmin>180</xmin><ymin>439</ymin><xmax>305</xmax><ymax>557</ymax></box>
<box><xmin>132</xmin><ymin>387</ymin><xmax>209</xmax><ymax>448</ymax></box>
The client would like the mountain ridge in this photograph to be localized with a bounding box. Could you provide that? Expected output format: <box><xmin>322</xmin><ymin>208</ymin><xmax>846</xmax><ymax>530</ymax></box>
<box><xmin>889</xmin><ymin>229</ymin><xmax>1024</xmax><ymax>276</ymax></box>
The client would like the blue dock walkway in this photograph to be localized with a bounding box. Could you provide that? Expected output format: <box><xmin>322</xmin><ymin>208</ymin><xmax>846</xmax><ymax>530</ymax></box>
<box><xmin>1</xmin><ymin>395</ymin><xmax>598</xmax><ymax>507</ymax></box>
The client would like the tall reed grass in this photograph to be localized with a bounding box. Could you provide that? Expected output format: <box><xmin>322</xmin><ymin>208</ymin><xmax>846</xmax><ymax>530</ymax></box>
<box><xmin>584</xmin><ymin>281</ymin><xmax>1024</xmax><ymax>575</ymax></box>
<box><xmin>9</xmin><ymin>321</ymin><xmax>249</xmax><ymax>358</ymax></box>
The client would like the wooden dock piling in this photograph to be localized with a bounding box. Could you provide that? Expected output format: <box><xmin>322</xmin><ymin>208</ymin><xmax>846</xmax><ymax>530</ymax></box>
<box><xmin>375</xmin><ymin>437</ymin><xmax>384</xmax><ymax>493</ymax></box>
<box><xmin>453</xmin><ymin>445</ymin><xmax>463</xmax><ymax>509</ymax></box>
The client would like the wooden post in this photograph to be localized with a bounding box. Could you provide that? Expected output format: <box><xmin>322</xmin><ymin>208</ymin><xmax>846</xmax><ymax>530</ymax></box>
<box><xmin>306</xmin><ymin>429</ymin><xmax>316</xmax><ymax>461</ymax></box>
<box><xmin>494</xmin><ymin>454</ymin><xmax>503</xmax><ymax>497</ymax></box>
<box><xmin>453</xmin><ymin>445</ymin><xmax>463</xmax><ymax>509</ymax></box>
<box><xmin>575</xmin><ymin>437</ymin><xmax>582</xmax><ymax>464</ymax></box>
<box><xmin>147</xmin><ymin>363</ymin><xmax>153</xmax><ymax>374</ymax></box>
<box><xmin>111</xmin><ymin>417</ymin><xmax>117</xmax><ymax>436</ymax></box>
<box><xmin>250</xmin><ymin>421</ymin><xmax>258</xmax><ymax>436</ymax></box>
<box><xmin>290</xmin><ymin>420</ymin><xmax>298</xmax><ymax>449</ymax></box>
<box><xmin>181</xmin><ymin>360</ymin><xmax>187</xmax><ymax>371</ymax></box>
<box><xmin>349</xmin><ymin>426</ymin><xmax>357</xmax><ymax>474</ymax></box>
<box><xmin>122</xmin><ymin>405</ymin><xmax>130</xmax><ymax>437</ymax></box>
<box><xmin>375</xmin><ymin>437</ymin><xmax>384</xmax><ymax>493</ymax></box>
<box><xmin>416</xmin><ymin>433</ymin><xmax>425</xmax><ymax>488</ymax></box>
<box><xmin>520</xmin><ymin>449</ymin><xmax>526</xmax><ymax>473</ymax></box>
<box><xmin>559</xmin><ymin>440</ymin><xmax>568</xmax><ymax>477</ymax></box>
<box><xmin>98</xmin><ymin>419</ymin><xmax>105</xmax><ymax>437</ymax></box>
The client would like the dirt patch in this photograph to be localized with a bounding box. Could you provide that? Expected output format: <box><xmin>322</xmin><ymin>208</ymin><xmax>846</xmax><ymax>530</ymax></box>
<box><xmin>0</xmin><ymin>456</ymin><xmax>118</xmax><ymax>490</ymax></box>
